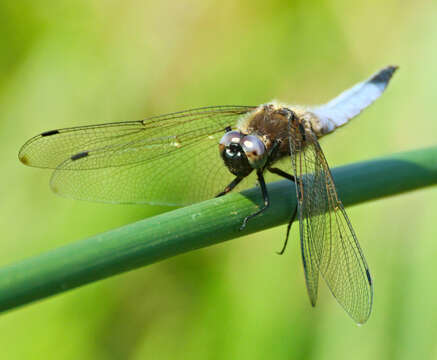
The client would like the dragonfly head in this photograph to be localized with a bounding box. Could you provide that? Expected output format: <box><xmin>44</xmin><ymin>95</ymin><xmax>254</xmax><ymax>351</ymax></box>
<box><xmin>219</xmin><ymin>130</ymin><xmax>267</xmax><ymax>176</ymax></box>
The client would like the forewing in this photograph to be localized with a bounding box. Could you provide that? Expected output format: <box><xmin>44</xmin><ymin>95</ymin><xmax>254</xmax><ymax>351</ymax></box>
<box><xmin>290</xmin><ymin>132</ymin><xmax>373</xmax><ymax>324</ymax></box>
<box><xmin>19</xmin><ymin>106</ymin><xmax>255</xmax><ymax>169</ymax></box>
<box><xmin>19</xmin><ymin>106</ymin><xmax>259</xmax><ymax>205</ymax></box>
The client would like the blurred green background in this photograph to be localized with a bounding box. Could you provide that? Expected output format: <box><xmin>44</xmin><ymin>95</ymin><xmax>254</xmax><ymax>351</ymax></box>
<box><xmin>1</xmin><ymin>0</ymin><xmax>437</xmax><ymax>359</ymax></box>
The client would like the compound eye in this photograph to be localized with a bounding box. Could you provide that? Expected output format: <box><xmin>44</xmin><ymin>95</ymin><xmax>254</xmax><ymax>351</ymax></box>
<box><xmin>219</xmin><ymin>131</ymin><xmax>243</xmax><ymax>147</ymax></box>
<box><xmin>241</xmin><ymin>135</ymin><xmax>267</xmax><ymax>168</ymax></box>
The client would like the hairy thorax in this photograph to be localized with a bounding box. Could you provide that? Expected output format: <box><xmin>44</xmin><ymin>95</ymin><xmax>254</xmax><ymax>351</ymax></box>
<box><xmin>237</xmin><ymin>102</ymin><xmax>322</xmax><ymax>161</ymax></box>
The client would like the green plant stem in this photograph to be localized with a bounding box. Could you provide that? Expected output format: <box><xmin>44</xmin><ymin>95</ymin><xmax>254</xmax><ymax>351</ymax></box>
<box><xmin>1</xmin><ymin>146</ymin><xmax>437</xmax><ymax>313</ymax></box>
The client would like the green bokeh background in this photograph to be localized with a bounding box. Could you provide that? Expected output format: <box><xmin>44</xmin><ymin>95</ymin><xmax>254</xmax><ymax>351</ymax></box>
<box><xmin>1</xmin><ymin>1</ymin><xmax>437</xmax><ymax>358</ymax></box>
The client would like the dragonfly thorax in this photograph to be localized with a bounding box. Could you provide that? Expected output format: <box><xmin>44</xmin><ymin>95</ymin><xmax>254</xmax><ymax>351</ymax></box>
<box><xmin>219</xmin><ymin>130</ymin><xmax>267</xmax><ymax>176</ymax></box>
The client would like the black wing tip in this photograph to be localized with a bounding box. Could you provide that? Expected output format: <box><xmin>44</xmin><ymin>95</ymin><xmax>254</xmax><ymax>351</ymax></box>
<box><xmin>41</xmin><ymin>129</ymin><xmax>60</xmax><ymax>137</ymax></box>
<box><xmin>18</xmin><ymin>130</ymin><xmax>61</xmax><ymax>165</ymax></box>
<box><xmin>365</xmin><ymin>268</ymin><xmax>372</xmax><ymax>286</ymax></box>
<box><xmin>70</xmin><ymin>151</ymin><xmax>89</xmax><ymax>161</ymax></box>
<box><xmin>369</xmin><ymin>65</ymin><xmax>399</xmax><ymax>85</ymax></box>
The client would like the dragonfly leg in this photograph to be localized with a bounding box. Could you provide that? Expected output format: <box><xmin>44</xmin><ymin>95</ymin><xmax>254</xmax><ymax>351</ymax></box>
<box><xmin>240</xmin><ymin>169</ymin><xmax>269</xmax><ymax>230</ymax></box>
<box><xmin>267</xmin><ymin>167</ymin><xmax>296</xmax><ymax>182</ymax></box>
<box><xmin>261</xmin><ymin>140</ymin><xmax>282</xmax><ymax>171</ymax></box>
<box><xmin>267</xmin><ymin>167</ymin><xmax>300</xmax><ymax>254</ymax></box>
<box><xmin>277</xmin><ymin>204</ymin><xmax>298</xmax><ymax>255</ymax></box>
<box><xmin>216</xmin><ymin>176</ymin><xmax>244</xmax><ymax>197</ymax></box>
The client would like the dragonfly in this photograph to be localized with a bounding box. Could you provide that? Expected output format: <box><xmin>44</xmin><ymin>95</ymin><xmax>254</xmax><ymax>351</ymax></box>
<box><xmin>19</xmin><ymin>65</ymin><xmax>398</xmax><ymax>324</ymax></box>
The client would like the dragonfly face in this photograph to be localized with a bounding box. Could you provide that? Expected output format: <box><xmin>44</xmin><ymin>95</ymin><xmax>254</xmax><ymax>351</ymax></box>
<box><xmin>219</xmin><ymin>130</ymin><xmax>267</xmax><ymax>176</ymax></box>
<box><xmin>18</xmin><ymin>66</ymin><xmax>398</xmax><ymax>324</ymax></box>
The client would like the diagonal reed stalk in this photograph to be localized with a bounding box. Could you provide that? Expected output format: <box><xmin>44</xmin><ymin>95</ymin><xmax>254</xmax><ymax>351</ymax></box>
<box><xmin>1</xmin><ymin>146</ymin><xmax>437</xmax><ymax>313</ymax></box>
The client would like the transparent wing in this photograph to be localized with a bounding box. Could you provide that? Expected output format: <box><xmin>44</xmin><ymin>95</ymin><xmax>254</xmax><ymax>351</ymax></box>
<box><xmin>19</xmin><ymin>106</ymin><xmax>255</xmax><ymax>169</ymax></box>
<box><xmin>290</xmin><ymin>131</ymin><xmax>373</xmax><ymax>324</ymax></box>
<box><xmin>19</xmin><ymin>106</ymin><xmax>260</xmax><ymax>205</ymax></box>
<box><xmin>311</xmin><ymin>65</ymin><xmax>397</xmax><ymax>134</ymax></box>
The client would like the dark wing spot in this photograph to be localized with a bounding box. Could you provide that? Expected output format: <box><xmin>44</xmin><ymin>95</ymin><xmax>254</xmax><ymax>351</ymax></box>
<box><xmin>19</xmin><ymin>154</ymin><xmax>29</xmax><ymax>165</ymax></box>
<box><xmin>365</xmin><ymin>268</ymin><xmax>372</xmax><ymax>286</ymax></box>
<box><xmin>369</xmin><ymin>65</ymin><xmax>398</xmax><ymax>85</ymax></box>
<box><xmin>71</xmin><ymin>151</ymin><xmax>89</xmax><ymax>161</ymax></box>
<box><xmin>41</xmin><ymin>129</ymin><xmax>60</xmax><ymax>137</ymax></box>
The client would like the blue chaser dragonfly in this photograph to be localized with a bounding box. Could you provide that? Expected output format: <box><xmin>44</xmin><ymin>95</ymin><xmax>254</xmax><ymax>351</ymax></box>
<box><xmin>19</xmin><ymin>66</ymin><xmax>398</xmax><ymax>323</ymax></box>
